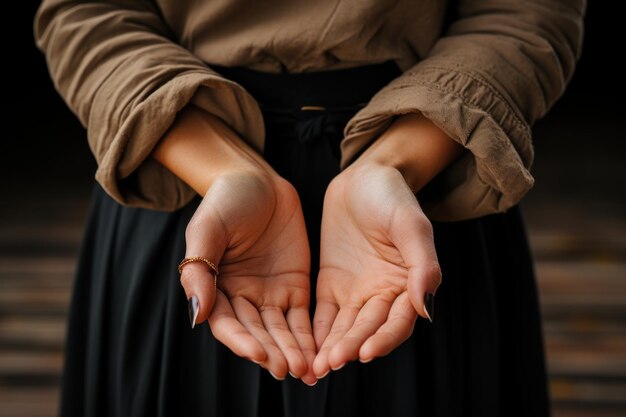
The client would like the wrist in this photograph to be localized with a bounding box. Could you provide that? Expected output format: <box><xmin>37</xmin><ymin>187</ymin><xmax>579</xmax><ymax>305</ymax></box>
<box><xmin>153</xmin><ymin>105</ymin><xmax>277</xmax><ymax>196</ymax></box>
<box><xmin>351</xmin><ymin>113</ymin><xmax>464</xmax><ymax>192</ymax></box>
<box><xmin>332</xmin><ymin>160</ymin><xmax>400</xmax><ymax>195</ymax></box>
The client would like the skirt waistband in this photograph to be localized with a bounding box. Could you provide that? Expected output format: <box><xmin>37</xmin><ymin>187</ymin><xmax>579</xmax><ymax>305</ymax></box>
<box><xmin>210</xmin><ymin>61</ymin><xmax>402</xmax><ymax>112</ymax></box>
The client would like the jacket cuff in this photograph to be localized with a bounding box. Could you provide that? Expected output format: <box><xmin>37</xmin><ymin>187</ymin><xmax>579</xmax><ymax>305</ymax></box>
<box><xmin>340</xmin><ymin>65</ymin><xmax>535</xmax><ymax>221</ymax></box>
<box><xmin>93</xmin><ymin>71</ymin><xmax>265</xmax><ymax>211</ymax></box>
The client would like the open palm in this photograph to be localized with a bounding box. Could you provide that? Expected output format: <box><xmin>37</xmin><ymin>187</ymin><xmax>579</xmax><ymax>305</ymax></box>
<box><xmin>312</xmin><ymin>164</ymin><xmax>442</xmax><ymax>377</ymax></box>
<box><xmin>180</xmin><ymin>172</ymin><xmax>316</xmax><ymax>384</ymax></box>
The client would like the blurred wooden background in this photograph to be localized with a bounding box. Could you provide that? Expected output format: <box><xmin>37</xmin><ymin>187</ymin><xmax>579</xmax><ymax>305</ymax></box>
<box><xmin>1</xmin><ymin>2</ymin><xmax>624</xmax><ymax>417</ymax></box>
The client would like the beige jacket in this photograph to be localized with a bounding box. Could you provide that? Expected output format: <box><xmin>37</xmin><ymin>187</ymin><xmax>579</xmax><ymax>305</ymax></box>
<box><xmin>35</xmin><ymin>0</ymin><xmax>585</xmax><ymax>221</ymax></box>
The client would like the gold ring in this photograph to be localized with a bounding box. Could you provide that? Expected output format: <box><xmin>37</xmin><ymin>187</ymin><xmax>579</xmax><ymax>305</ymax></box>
<box><xmin>178</xmin><ymin>257</ymin><xmax>219</xmax><ymax>285</ymax></box>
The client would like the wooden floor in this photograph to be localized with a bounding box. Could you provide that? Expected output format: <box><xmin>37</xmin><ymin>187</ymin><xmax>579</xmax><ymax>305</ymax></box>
<box><xmin>1</xmin><ymin>112</ymin><xmax>625</xmax><ymax>416</ymax></box>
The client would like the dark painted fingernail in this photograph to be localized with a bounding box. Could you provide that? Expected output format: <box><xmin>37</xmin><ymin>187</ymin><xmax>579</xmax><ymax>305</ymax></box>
<box><xmin>424</xmin><ymin>293</ymin><xmax>435</xmax><ymax>323</ymax></box>
<box><xmin>188</xmin><ymin>295</ymin><xmax>199</xmax><ymax>329</ymax></box>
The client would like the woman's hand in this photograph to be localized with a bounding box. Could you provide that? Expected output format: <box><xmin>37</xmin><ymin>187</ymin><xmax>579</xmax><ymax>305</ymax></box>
<box><xmin>312</xmin><ymin>163</ymin><xmax>441</xmax><ymax>377</ymax></box>
<box><xmin>153</xmin><ymin>106</ymin><xmax>317</xmax><ymax>385</ymax></box>
<box><xmin>312</xmin><ymin>113</ymin><xmax>463</xmax><ymax>377</ymax></box>
<box><xmin>184</xmin><ymin>171</ymin><xmax>317</xmax><ymax>384</ymax></box>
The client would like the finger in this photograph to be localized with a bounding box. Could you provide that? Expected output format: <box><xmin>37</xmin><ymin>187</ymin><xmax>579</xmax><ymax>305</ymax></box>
<box><xmin>260</xmin><ymin>307</ymin><xmax>308</xmax><ymax>379</ymax></box>
<box><xmin>359</xmin><ymin>292</ymin><xmax>417</xmax><ymax>361</ymax></box>
<box><xmin>312</xmin><ymin>299</ymin><xmax>339</xmax><ymax>350</ymax></box>
<box><xmin>327</xmin><ymin>297</ymin><xmax>391</xmax><ymax>369</ymax></box>
<box><xmin>208</xmin><ymin>291</ymin><xmax>267</xmax><ymax>363</ymax></box>
<box><xmin>231</xmin><ymin>297</ymin><xmax>289</xmax><ymax>379</ymax></box>
<box><xmin>179</xmin><ymin>263</ymin><xmax>219</xmax><ymax>327</ymax></box>
<box><xmin>312</xmin><ymin>305</ymin><xmax>359</xmax><ymax>378</ymax></box>
<box><xmin>287</xmin><ymin>307</ymin><xmax>318</xmax><ymax>386</ymax></box>
<box><xmin>390</xmin><ymin>205</ymin><xmax>442</xmax><ymax>321</ymax></box>
<box><xmin>407</xmin><ymin>262</ymin><xmax>441</xmax><ymax>323</ymax></box>
<box><xmin>181</xmin><ymin>204</ymin><xmax>228</xmax><ymax>326</ymax></box>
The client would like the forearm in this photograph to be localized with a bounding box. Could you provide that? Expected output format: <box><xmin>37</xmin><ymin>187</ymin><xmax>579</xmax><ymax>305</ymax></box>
<box><xmin>152</xmin><ymin>106</ymin><xmax>273</xmax><ymax>196</ymax></box>
<box><xmin>351</xmin><ymin>113</ymin><xmax>464</xmax><ymax>193</ymax></box>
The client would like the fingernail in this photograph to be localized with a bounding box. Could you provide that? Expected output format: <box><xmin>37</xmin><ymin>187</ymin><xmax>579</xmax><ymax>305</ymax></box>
<box><xmin>424</xmin><ymin>293</ymin><xmax>435</xmax><ymax>323</ymax></box>
<box><xmin>269</xmin><ymin>370</ymin><xmax>285</xmax><ymax>381</ymax></box>
<box><xmin>331</xmin><ymin>362</ymin><xmax>345</xmax><ymax>371</ymax></box>
<box><xmin>360</xmin><ymin>357</ymin><xmax>374</xmax><ymax>364</ymax></box>
<box><xmin>318</xmin><ymin>369</ymin><xmax>330</xmax><ymax>379</ymax></box>
<box><xmin>304</xmin><ymin>379</ymin><xmax>318</xmax><ymax>387</ymax></box>
<box><xmin>188</xmin><ymin>295</ymin><xmax>199</xmax><ymax>329</ymax></box>
<box><xmin>289</xmin><ymin>371</ymin><xmax>296</xmax><ymax>378</ymax></box>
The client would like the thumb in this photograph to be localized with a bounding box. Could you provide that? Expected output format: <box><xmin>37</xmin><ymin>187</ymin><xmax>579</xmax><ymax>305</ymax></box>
<box><xmin>179</xmin><ymin>205</ymin><xmax>228</xmax><ymax>328</ymax></box>
<box><xmin>406</xmin><ymin>262</ymin><xmax>441</xmax><ymax>323</ymax></box>
<box><xmin>179</xmin><ymin>260</ymin><xmax>221</xmax><ymax>328</ymax></box>
<box><xmin>390</xmin><ymin>203</ymin><xmax>442</xmax><ymax>322</ymax></box>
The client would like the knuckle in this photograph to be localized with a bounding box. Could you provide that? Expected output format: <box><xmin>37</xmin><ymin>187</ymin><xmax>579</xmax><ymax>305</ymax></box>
<box><xmin>290</xmin><ymin>324</ymin><xmax>311</xmax><ymax>335</ymax></box>
<box><xmin>179</xmin><ymin>268</ymin><xmax>196</xmax><ymax>286</ymax></box>
<box><xmin>318</xmin><ymin>345</ymin><xmax>332</xmax><ymax>355</ymax></box>
<box><xmin>286</xmin><ymin>344</ymin><xmax>305</xmax><ymax>355</ymax></box>
<box><xmin>313</xmin><ymin>319</ymin><xmax>332</xmax><ymax>329</ymax></box>
<box><xmin>353</xmin><ymin>316</ymin><xmax>374</xmax><ymax>328</ymax></box>
<box><xmin>184</xmin><ymin>216</ymin><xmax>202</xmax><ymax>241</ymax></box>
<box><xmin>329</xmin><ymin>324</ymin><xmax>350</xmax><ymax>335</ymax></box>
<box><xmin>302</xmin><ymin>346</ymin><xmax>317</xmax><ymax>356</ymax></box>
<box><xmin>340</xmin><ymin>335</ymin><xmax>361</xmax><ymax>345</ymax></box>
<box><xmin>415</xmin><ymin>214</ymin><xmax>434</xmax><ymax>237</ymax></box>
<box><xmin>249</xmin><ymin>320</ymin><xmax>265</xmax><ymax>331</ymax></box>
<box><xmin>426</xmin><ymin>263</ymin><xmax>443</xmax><ymax>287</ymax></box>
<box><xmin>259</xmin><ymin>305</ymin><xmax>282</xmax><ymax>314</ymax></box>
<box><xmin>268</xmin><ymin>321</ymin><xmax>290</xmax><ymax>332</ymax></box>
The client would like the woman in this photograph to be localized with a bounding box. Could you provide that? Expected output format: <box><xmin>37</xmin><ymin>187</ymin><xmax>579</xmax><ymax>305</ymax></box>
<box><xmin>35</xmin><ymin>1</ymin><xmax>585</xmax><ymax>416</ymax></box>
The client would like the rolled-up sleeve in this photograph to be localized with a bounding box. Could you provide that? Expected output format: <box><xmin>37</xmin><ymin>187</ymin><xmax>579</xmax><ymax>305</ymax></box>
<box><xmin>35</xmin><ymin>0</ymin><xmax>264</xmax><ymax>211</ymax></box>
<box><xmin>341</xmin><ymin>0</ymin><xmax>586</xmax><ymax>221</ymax></box>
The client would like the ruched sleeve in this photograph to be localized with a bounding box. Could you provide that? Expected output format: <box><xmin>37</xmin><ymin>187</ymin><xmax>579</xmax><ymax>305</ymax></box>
<box><xmin>35</xmin><ymin>0</ymin><xmax>265</xmax><ymax>211</ymax></box>
<box><xmin>341</xmin><ymin>0</ymin><xmax>585</xmax><ymax>221</ymax></box>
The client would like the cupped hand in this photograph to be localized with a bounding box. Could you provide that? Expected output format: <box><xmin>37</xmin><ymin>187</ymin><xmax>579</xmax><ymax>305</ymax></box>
<box><xmin>312</xmin><ymin>163</ymin><xmax>442</xmax><ymax>377</ymax></box>
<box><xmin>180</xmin><ymin>170</ymin><xmax>317</xmax><ymax>385</ymax></box>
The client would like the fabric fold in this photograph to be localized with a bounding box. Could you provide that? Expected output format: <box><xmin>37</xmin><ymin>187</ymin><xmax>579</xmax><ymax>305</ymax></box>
<box><xmin>341</xmin><ymin>0</ymin><xmax>584</xmax><ymax>220</ymax></box>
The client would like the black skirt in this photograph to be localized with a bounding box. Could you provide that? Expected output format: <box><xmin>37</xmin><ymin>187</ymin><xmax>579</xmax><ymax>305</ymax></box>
<box><xmin>60</xmin><ymin>62</ymin><xmax>550</xmax><ymax>417</ymax></box>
